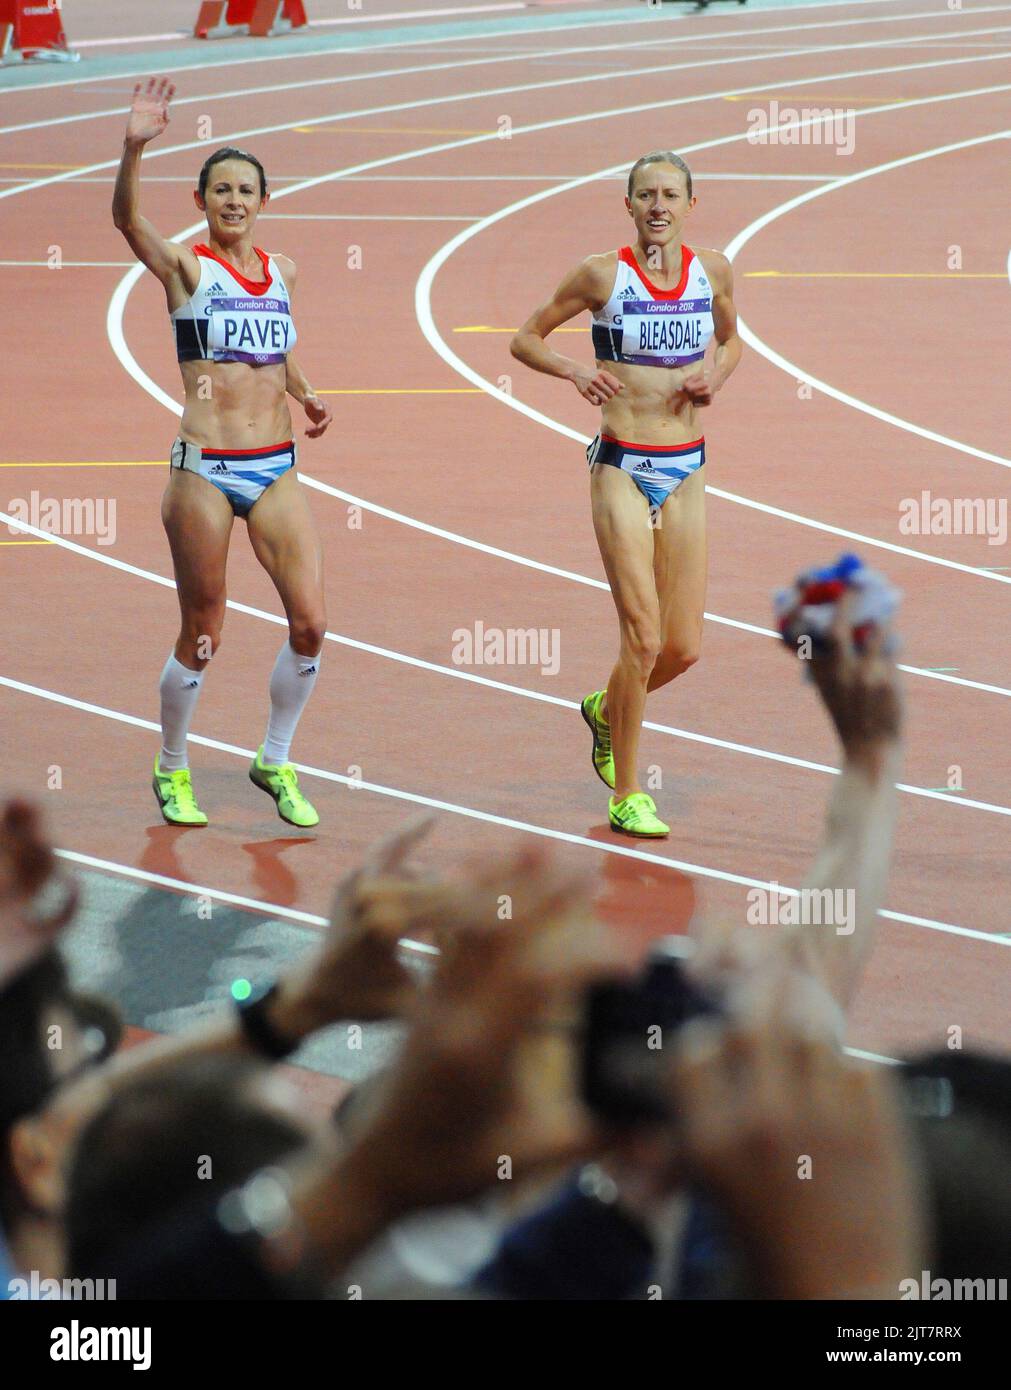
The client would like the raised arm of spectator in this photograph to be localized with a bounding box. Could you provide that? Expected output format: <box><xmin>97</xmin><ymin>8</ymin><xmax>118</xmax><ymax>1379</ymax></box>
<box><xmin>784</xmin><ymin>596</ymin><xmax>903</xmax><ymax>1010</ymax></box>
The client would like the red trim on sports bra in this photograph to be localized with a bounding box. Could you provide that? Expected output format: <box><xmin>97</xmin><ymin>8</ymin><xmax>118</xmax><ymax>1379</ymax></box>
<box><xmin>619</xmin><ymin>243</ymin><xmax>693</xmax><ymax>301</ymax></box>
<box><xmin>193</xmin><ymin>244</ymin><xmax>274</xmax><ymax>295</ymax></box>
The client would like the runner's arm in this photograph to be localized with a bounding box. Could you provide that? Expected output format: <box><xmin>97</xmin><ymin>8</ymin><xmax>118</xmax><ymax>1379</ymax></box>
<box><xmin>112</xmin><ymin>143</ymin><xmax>195</xmax><ymax>286</ymax></box>
<box><xmin>705</xmin><ymin>250</ymin><xmax>742</xmax><ymax>392</ymax></box>
<box><xmin>510</xmin><ymin>256</ymin><xmax>608</xmax><ymax>382</ymax></box>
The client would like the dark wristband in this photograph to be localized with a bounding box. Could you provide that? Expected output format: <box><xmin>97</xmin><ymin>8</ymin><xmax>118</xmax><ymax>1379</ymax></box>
<box><xmin>235</xmin><ymin>984</ymin><xmax>298</xmax><ymax>1060</ymax></box>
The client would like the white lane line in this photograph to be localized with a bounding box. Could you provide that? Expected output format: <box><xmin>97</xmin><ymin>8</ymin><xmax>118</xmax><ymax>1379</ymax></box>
<box><xmin>54</xmin><ymin>841</ymin><xmax>905</xmax><ymax>1062</ymax></box>
<box><xmin>1</xmin><ymin>671</ymin><xmax>1004</xmax><ymax>948</ymax></box>
<box><xmin>295</xmin><ymin>473</ymin><xmax>1011</xmax><ymax>698</ymax></box>
<box><xmin>95</xmin><ymin>63</ymin><xmax>1011</xmax><ymax>613</ymax></box>
<box><xmin>70</xmin><ymin>32</ymin><xmax>187</xmax><ymax>49</ymax></box>
<box><xmin>3</xmin><ymin>465</ymin><xmax>1003</xmax><ymax>702</ymax></box>
<box><xmin>52</xmin><ymin>837</ymin><xmax>907</xmax><ymax>1060</ymax></box>
<box><xmin>723</xmin><ymin>133</ymin><xmax>1011</xmax><ymax>469</ymax></box>
<box><xmin>7</xmin><ymin>23</ymin><xmax>1011</xmax><ymax>202</ymax></box>
<box><xmin>54</xmin><ymin>849</ymin><xmax>437</xmax><ymax>957</ymax></box>
<box><xmin>5</xmin><ymin>7</ymin><xmax>1011</xmax><ymax>136</ymax></box>
<box><xmin>414</xmin><ymin>82</ymin><xmax>1011</xmax><ymax>585</ymax></box>
<box><xmin>0</xmin><ymin>0</ymin><xmax>966</xmax><ymax>97</ymax></box>
<box><xmin>2</xmin><ymin>507</ymin><xmax>1008</xmax><ymax>816</ymax></box>
<box><xmin>2</xmin><ymin>56</ymin><xmax>990</xmax><ymax>692</ymax></box>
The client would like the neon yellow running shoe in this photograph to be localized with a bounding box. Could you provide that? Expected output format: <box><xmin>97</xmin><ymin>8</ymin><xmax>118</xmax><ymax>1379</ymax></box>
<box><xmin>608</xmin><ymin>792</ymin><xmax>669</xmax><ymax>838</ymax></box>
<box><xmin>152</xmin><ymin>756</ymin><xmax>208</xmax><ymax>827</ymax></box>
<box><xmin>249</xmin><ymin>746</ymin><xmax>319</xmax><ymax>828</ymax></box>
<box><xmin>580</xmin><ymin>689</ymin><xmax>615</xmax><ymax>789</ymax></box>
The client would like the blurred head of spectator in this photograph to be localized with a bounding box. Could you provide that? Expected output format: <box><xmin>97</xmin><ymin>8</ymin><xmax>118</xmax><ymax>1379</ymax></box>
<box><xmin>0</xmin><ymin>944</ymin><xmax>119</xmax><ymax>1278</ymax></box>
<box><xmin>901</xmin><ymin>1050</ymin><xmax>1011</xmax><ymax>1286</ymax></box>
<box><xmin>64</xmin><ymin>1054</ymin><xmax>331</xmax><ymax>1282</ymax></box>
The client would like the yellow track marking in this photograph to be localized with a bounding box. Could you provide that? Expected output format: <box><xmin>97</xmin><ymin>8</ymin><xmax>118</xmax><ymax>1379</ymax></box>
<box><xmin>0</xmin><ymin>161</ymin><xmax>88</xmax><ymax>170</ymax></box>
<box><xmin>0</xmin><ymin>467</ymin><xmax>162</xmax><ymax>472</ymax></box>
<box><xmin>454</xmin><ymin>326</ymin><xmax>582</xmax><ymax>333</ymax></box>
<box><xmin>0</xmin><ymin>540</ymin><xmax>53</xmax><ymax>546</ymax></box>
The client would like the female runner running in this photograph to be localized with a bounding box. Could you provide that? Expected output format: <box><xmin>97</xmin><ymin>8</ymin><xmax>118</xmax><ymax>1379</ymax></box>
<box><xmin>113</xmin><ymin>78</ymin><xmax>332</xmax><ymax>829</ymax></box>
<box><xmin>511</xmin><ymin>151</ymin><xmax>742</xmax><ymax>837</ymax></box>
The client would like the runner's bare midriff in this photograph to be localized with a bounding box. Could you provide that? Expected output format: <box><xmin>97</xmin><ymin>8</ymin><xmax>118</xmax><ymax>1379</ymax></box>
<box><xmin>595</xmin><ymin>357</ymin><xmax>704</xmax><ymax>445</ymax></box>
<box><xmin>178</xmin><ymin>359</ymin><xmax>292</xmax><ymax>452</ymax></box>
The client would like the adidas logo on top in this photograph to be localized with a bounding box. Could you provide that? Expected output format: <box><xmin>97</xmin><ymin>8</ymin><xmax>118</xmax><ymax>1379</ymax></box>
<box><xmin>208</xmin><ymin>282</ymin><xmax>226</xmax><ymax>294</ymax></box>
<box><xmin>618</xmin><ymin>285</ymin><xmax>637</xmax><ymax>300</ymax></box>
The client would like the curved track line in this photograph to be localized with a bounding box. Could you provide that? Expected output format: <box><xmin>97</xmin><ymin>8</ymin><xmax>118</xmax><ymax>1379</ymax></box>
<box><xmin>724</xmin><ymin>132</ymin><xmax>1011</xmax><ymax>469</ymax></box>
<box><xmin>3</xmin><ymin>508</ymin><xmax>1008</xmax><ymax>818</ymax></box>
<box><xmin>1</xmin><ymin>672</ymin><xmax>1004</xmax><ymax>948</ymax></box>
<box><xmin>99</xmin><ymin>62</ymin><xmax>1011</xmax><ymax>689</ymax></box>
<box><xmin>415</xmin><ymin>90</ymin><xmax>1011</xmax><ymax>584</ymax></box>
<box><xmin>99</xmin><ymin>103</ymin><xmax>1011</xmax><ymax>687</ymax></box>
<box><xmin>6</xmin><ymin>8</ymin><xmax>1011</xmax><ymax>136</ymax></box>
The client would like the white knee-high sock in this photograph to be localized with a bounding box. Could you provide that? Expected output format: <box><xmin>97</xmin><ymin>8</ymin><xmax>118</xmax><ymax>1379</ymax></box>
<box><xmin>262</xmin><ymin>642</ymin><xmax>321</xmax><ymax>766</ymax></box>
<box><xmin>159</xmin><ymin>654</ymin><xmax>206</xmax><ymax>771</ymax></box>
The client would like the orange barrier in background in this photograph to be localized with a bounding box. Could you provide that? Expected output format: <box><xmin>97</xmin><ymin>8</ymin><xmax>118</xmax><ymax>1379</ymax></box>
<box><xmin>194</xmin><ymin>0</ymin><xmax>308</xmax><ymax>39</ymax></box>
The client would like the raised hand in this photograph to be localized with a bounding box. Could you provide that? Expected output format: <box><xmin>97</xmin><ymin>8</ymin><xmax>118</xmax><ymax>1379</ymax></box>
<box><xmin>798</xmin><ymin>591</ymin><xmax>903</xmax><ymax>762</ymax></box>
<box><xmin>268</xmin><ymin>817</ymin><xmax>438</xmax><ymax>1037</ymax></box>
<box><xmin>669</xmin><ymin>969</ymin><xmax>927</xmax><ymax>1299</ymax></box>
<box><xmin>125</xmin><ymin>77</ymin><xmax>176</xmax><ymax>147</ymax></box>
<box><xmin>336</xmin><ymin>843</ymin><xmax>625</xmax><ymax>1215</ymax></box>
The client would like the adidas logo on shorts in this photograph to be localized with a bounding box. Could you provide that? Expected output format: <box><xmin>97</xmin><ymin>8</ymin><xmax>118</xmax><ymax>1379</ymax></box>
<box><xmin>635</xmin><ymin>459</ymin><xmax>656</xmax><ymax>472</ymax></box>
<box><xmin>208</xmin><ymin>461</ymin><xmax>229</xmax><ymax>475</ymax></box>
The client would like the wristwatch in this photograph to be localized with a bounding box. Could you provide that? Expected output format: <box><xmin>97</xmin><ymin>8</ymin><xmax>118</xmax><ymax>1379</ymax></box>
<box><xmin>235</xmin><ymin>983</ymin><xmax>299</xmax><ymax>1060</ymax></box>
